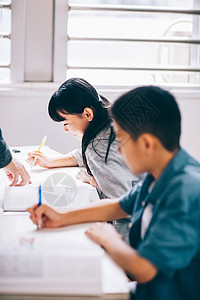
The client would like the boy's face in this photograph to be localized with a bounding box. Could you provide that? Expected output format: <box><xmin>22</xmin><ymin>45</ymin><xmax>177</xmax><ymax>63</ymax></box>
<box><xmin>113</xmin><ymin>122</ymin><xmax>150</xmax><ymax>175</ymax></box>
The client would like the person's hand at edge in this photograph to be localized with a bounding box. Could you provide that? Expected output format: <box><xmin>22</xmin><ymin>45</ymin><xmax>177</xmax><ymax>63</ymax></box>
<box><xmin>3</xmin><ymin>158</ymin><xmax>31</xmax><ymax>186</ymax></box>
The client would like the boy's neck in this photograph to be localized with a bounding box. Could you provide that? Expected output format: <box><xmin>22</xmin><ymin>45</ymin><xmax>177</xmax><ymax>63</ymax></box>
<box><xmin>150</xmin><ymin>147</ymin><xmax>180</xmax><ymax>180</ymax></box>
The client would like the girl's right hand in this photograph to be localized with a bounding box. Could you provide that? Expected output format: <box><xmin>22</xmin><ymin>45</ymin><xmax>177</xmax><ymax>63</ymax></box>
<box><xmin>27</xmin><ymin>152</ymin><xmax>54</xmax><ymax>168</ymax></box>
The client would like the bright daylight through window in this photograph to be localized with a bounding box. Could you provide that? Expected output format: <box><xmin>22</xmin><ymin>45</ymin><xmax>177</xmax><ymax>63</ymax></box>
<box><xmin>0</xmin><ymin>0</ymin><xmax>11</xmax><ymax>83</ymax></box>
<box><xmin>67</xmin><ymin>0</ymin><xmax>200</xmax><ymax>86</ymax></box>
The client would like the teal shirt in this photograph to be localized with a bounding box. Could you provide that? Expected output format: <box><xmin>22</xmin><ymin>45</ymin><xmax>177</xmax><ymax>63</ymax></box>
<box><xmin>119</xmin><ymin>148</ymin><xmax>200</xmax><ymax>299</ymax></box>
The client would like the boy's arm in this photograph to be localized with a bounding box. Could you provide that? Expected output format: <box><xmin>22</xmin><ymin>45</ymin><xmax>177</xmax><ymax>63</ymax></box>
<box><xmin>27</xmin><ymin>201</ymin><xmax>157</xmax><ymax>283</ymax></box>
<box><xmin>27</xmin><ymin>199</ymin><xmax>129</xmax><ymax>229</ymax></box>
<box><xmin>85</xmin><ymin>222</ymin><xmax>158</xmax><ymax>283</ymax></box>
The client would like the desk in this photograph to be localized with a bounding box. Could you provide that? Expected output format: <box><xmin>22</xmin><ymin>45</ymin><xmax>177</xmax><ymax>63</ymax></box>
<box><xmin>0</xmin><ymin>146</ymin><xmax>129</xmax><ymax>300</ymax></box>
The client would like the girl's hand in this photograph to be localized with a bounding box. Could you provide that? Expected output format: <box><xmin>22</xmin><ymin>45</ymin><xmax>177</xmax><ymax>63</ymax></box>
<box><xmin>27</xmin><ymin>152</ymin><xmax>54</xmax><ymax>168</ymax></box>
<box><xmin>26</xmin><ymin>204</ymin><xmax>63</xmax><ymax>228</ymax></box>
<box><xmin>85</xmin><ymin>222</ymin><xmax>122</xmax><ymax>248</ymax></box>
<box><xmin>76</xmin><ymin>168</ymin><xmax>98</xmax><ymax>188</ymax></box>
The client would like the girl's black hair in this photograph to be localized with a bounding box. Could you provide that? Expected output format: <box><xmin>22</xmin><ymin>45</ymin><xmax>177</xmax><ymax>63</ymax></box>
<box><xmin>48</xmin><ymin>78</ymin><xmax>115</xmax><ymax>175</ymax></box>
<box><xmin>110</xmin><ymin>86</ymin><xmax>181</xmax><ymax>152</ymax></box>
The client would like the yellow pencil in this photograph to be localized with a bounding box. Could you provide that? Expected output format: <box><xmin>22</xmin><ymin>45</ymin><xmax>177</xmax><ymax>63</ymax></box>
<box><xmin>31</xmin><ymin>135</ymin><xmax>47</xmax><ymax>168</ymax></box>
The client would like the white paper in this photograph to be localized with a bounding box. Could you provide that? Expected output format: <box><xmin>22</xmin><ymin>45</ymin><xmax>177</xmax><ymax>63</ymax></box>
<box><xmin>3</xmin><ymin>185</ymin><xmax>38</xmax><ymax>211</ymax></box>
<box><xmin>3</xmin><ymin>184</ymin><xmax>90</xmax><ymax>211</ymax></box>
<box><xmin>0</xmin><ymin>251</ymin><xmax>43</xmax><ymax>277</ymax></box>
<box><xmin>0</xmin><ymin>216</ymin><xmax>103</xmax><ymax>295</ymax></box>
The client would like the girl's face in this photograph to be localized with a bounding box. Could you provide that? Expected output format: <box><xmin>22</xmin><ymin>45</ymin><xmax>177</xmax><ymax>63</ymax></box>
<box><xmin>59</xmin><ymin>109</ymin><xmax>93</xmax><ymax>140</ymax></box>
<box><xmin>113</xmin><ymin>122</ymin><xmax>149</xmax><ymax>175</ymax></box>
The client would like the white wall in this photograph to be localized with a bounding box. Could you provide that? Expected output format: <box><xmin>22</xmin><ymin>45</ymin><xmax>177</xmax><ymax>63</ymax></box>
<box><xmin>0</xmin><ymin>87</ymin><xmax>81</xmax><ymax>155</ymax></box>
<box><xmin>104</xmin><ymin>89</ymin><xmax>200</xmax><ymax>162</ymax></box>
<box><xmin>0</xmin><ymin>87</ymin><xmax>200</xmax><ymax>161</ymax></box>
<box><xmin>176</xmin><ymin>95</ymin><xmax>200</xmax><ymax>162</ymax></box>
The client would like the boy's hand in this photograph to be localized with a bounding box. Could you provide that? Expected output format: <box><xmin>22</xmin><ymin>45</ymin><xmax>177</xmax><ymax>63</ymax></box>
<box><xmin>26</xmin><ymin>204</ymin><xmax>63</xmax><ymax>228</ymax></box>
<box><xmin>85</xmin><ymin>222</ymin><xmax>122</xmax><ymax>248</ymax></box>
<box><xmin>27</xmin><ymin>152</ymin><xmax>53</xmax><ymax>168</ymax></box>
<box><xmin>3</xmin><ymin>158</ymin><xmax>31</xmax><ymax>186</ymax></box>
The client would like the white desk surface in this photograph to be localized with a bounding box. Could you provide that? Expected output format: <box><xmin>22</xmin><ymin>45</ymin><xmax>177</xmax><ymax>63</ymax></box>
<box><xmin>0</xmin><ymin>146</ymin><xmax>129</xmax><ymax>300</ymax></box>
<box><xmin>0</xmin><ymin>146</ymin><xmax>99</xmax><ymax>208</ymax></box>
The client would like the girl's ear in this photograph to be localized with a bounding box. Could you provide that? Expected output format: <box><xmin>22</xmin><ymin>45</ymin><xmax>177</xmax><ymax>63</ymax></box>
<box><xmin>83</xmin><ymin>107</ymin><xmax>94</xmax><ymax>122</ymax></box>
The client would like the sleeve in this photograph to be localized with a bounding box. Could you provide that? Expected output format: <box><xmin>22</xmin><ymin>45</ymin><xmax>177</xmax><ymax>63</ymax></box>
<box><xmin>119</xmin><ymin>184</ymin><xmax>140</xmax><ymax>215</ymax></box>
<box><xmin>0</xmin><ymin>129</ymin><xmax>12</xmax><ymax>168</ymax></box>
<box><xmin>69</xmin><ymin>148</ymin><xmax>84</xmax><ymax>167</ymax></box>
<box><xmin>137</xmin><ymin>181</ymin><xmax>200</xmax><ymax>278</ymax></box>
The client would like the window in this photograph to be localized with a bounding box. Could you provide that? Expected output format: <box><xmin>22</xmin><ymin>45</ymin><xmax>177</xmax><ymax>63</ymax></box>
<box><xmin>0</xmin><ymin>0</ymin><xmax>11</xmax><ymax>83</ymax></box>
<box><xmin>66</xmin><ymin>0</ymin><xmax>200</xmax><ymax>87</ymax></box>
<box><xmin>0</xmin><ymin>0</ymin><xmax>199</xmax><ymax>88</ymax></box>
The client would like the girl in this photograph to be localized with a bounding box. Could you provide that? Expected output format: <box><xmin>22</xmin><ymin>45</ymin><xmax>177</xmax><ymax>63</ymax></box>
<box><xmin>27</xmin><ymin>78</ymin><xmax>138</xmax><ymax>242</ymax></box>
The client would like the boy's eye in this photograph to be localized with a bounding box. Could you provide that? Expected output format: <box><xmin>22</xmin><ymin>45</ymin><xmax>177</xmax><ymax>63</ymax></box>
<box><xmin>64</xmin><ymin>123</ymin><xmax>68</xmax><ymax>126</ymax></box>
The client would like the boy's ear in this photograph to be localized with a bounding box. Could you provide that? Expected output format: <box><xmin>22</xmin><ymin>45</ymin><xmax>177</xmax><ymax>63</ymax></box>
<box><xmin>83</xmin><ymin>107</ymin><xmax>94</xmax><ymax>122</ymax></box>
<box><xmin>140</xmin><ymin>134</ymin><xmax>156</xmax><ymax>152</ymax></box>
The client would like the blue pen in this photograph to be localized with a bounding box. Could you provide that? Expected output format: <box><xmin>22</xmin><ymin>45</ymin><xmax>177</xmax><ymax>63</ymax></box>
<box><xmin>37</xmin><ymin>185</ymin><xmax>42</xmax><ymax>229</ymax></box>
<box><xmin>38</xmin><ymin>185</ymin><xmax>42</xmax><ymax>206</ymax></box>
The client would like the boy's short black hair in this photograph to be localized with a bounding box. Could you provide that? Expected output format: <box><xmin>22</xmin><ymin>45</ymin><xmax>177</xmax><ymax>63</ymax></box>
<box><xmin>111</xmin><ymin>86</ymin><xmax>181</xmax><ymax>152</ymax></box>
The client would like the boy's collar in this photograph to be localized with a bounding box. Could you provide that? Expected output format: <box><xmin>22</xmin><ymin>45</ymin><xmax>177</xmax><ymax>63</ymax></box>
<box><xmin>147</xmin><ymin>148</ymin><xmax>189</xmax><ymax>203</ymax></box>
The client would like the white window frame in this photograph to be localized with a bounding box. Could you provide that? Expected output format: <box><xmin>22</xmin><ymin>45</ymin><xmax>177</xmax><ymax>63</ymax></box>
<box><xmin>10</xmin><ymin>0</ymin><xmax>25</xmax><ymax>82</ymax></box>
<box><xmin>0</xmin><ymin>1</ymin><xmax>11</xmax><ymax>71</ymax></box>
<box><xmin>11</xmin><ymin>0</ymin><xmax>55</xmax><ymax>82</ymax></box>
<box><xmin>0</xmin><ymin>0</ymin><xmax>199</xmax><ymax>96</ymax></box>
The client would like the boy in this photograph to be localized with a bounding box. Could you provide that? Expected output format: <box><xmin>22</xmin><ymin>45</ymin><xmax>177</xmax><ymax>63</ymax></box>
<box><xmin>27</xmin><ymin>86</ymin><xmax>200</xmax><ymax>300</ymax></box>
